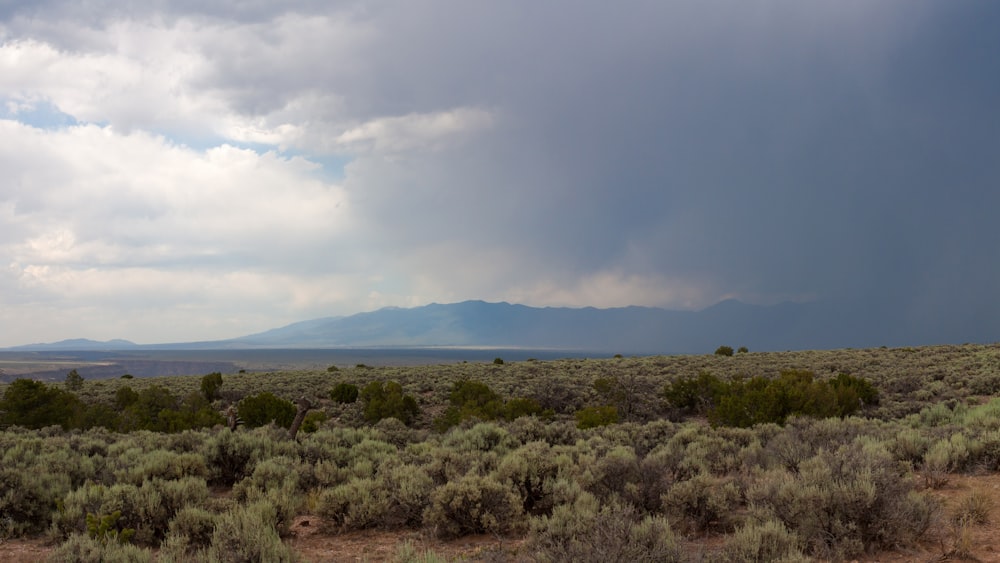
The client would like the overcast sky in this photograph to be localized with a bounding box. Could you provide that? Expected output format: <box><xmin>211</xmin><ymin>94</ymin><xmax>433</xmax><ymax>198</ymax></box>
<box><xmin>2</xmin><ymin>1</ymin><xmax>999</xmax><ymax>346</ymax></box>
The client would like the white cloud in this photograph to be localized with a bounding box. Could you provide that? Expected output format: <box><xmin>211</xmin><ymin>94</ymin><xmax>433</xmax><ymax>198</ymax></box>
<box><xmin>0</xmin><ymin>119</ymin><xmax>364</xmax><ymax>343</ymax></box>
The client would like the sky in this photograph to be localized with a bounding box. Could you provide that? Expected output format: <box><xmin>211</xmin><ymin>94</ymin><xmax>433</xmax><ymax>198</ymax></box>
<box><xmin>1</xmin><ymin>1</ymin><xmax>1000</xmax><ymax>347</ymax></box>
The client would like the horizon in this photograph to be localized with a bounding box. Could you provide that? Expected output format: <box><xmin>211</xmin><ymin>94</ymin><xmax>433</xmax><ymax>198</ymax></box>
<box><xmin>7</xmin><ymin>298</ymin><xmax>999</xmax><ymax>354</ymax></box>
<box><xmin>2</xmin><ymin>2</ymin><xmax>1000</xmax><ymax>347</ymax></box>
<box><xmin>4</xmin><ymin>298</ymin><xmax>721</xmax><ymax>348</ymax></box>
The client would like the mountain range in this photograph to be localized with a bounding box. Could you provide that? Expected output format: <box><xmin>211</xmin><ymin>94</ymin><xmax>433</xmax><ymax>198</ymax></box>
<box><xmin>10</xmin><ymin>298</ymin><xmax>987</xmax><ymax>354</ymax></box>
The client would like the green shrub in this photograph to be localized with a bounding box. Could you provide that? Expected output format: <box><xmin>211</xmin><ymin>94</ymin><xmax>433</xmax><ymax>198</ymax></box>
<box><xmin>663</xmin><ymin>371</ymin><xmax>726</xmax><ymax>415</ymax></box>
<box><xmin>330</xmin><ymin>382</ymin><xmax>359</xmax><ymax>404</ymax></box>
<box><xmin>830</xmin><ymin>372</ymin><xmax>880</xmax><ymax>411</ymax></box>
<box><xmin>435</xmin><ymin>380</ymin><xmax>503</xmax><ymax>431</ymax></box>
<box><xmin>360</xmin><ymin>381</ymin><xmax>420</xmax><ymax>425</ymax></box>
<box><xmin>86</xmin><ymin>510</ymin><xmax>135</xmax><ymax>545</ymax></box>
<box><xmin>200</xmin><ymin>373</ymin><xmax>223</xmax><ymax>402</ymax></box>
<box><xmin>300</xmin><ymin>410</ymin><xmax>328</xmax><ymax>433</ymax></box>
<box><xmin>115</xmin><ymin>386</ymin><xmax>139</xmax><ymax>410</ymax></box>
<box><xmin>66</xmin><ymin>369</ymin><xmax>85</xmax><ymax>391</ymax></box>
<box><xmin>575</xmin><ymin>405</ymin><xmax>618</xmax><ymax>429</ymax></box>
<box><xmin>715</xmin><ymin>345</ymin><xmax>734</xmax><ymax>357</ymax></box>
<box><xmin>0</xmin><ymin>379</ymin><xmax>83</xmax><ymax>429</ymax></box>
<box><xmin>665</xmin><ymin>370</ymin><xmax>878</xmax><ymax>428</ymax></box>
<box><xmin>119</xmin><ymin>385</ymin><xmax>180</xmax><ymax>432</ymax></box>
<box><xmin>502</xmin><ymin>397</ymin><xmax>545</xmax><ymax>420</ymax></box>
<box><xmin>237</xmin><ymin>392</ymin><xmax>296</xmax><ymax>429</ymax></box>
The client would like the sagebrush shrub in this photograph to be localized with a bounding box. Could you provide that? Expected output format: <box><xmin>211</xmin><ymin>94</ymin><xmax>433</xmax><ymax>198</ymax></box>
<box><xmin>529</xmin><ymin>497</ymin><xmax>682</xmax><ymax>563</ymax></box>
<box><xmin>379</xmin><ymin>463</ymin><xmax>434</xmax><ymax>528</ymax></box>
<box><xmin>48</xmin><ymin>533</ymin><xmax>154</xmax><ymax>563</ymax></box>
<box><xmin>661</xmin><ymin>472</ymin><xmax>740</xmax><ymax>533</ymax></box>
<box><xmin>207</xmin><ymin>501</ymin><xmax>297</xmax><ymax>563</ymax></box>
<box><xmin>92</xmin><ymin>477</ymin><xmax>208</xmax><ymax>546</ymax></box>
<box><xmin>201</xmin><ymin>429</ymin><xmax>273</xmax><ymax>486</ymax></box>
<box><xmin>495</xmin><ymin>441</ymin><xmax>560</xmax><ymax>516</ymax></box>
<box><xmin>167</xmin><ymin>506</ymin><xmax>217</xmax><ymax>549</ymax></box>
<box><xmin>584</xmin><ymin>445</ymin><xmax>640</xmax><ymax>503</ymax></box>
<box><xmin>0</xmin><ymin>465</ymin><xmax>71</xmax><ymax>536</ymax></box>
<box><xmin>423</xmin><ymin>474</ymin><xmax>523</xmax><ymax>538</ymax></box>
<box><xmin>747</xmin><ymin>439</ymin><xmax>938</xmax><ymax>559</ymax></box>
<box><xmin>719</xmin><ymin>518</ymin><xmax>808</xmax><ymax>563</ymax></box>
<box><xmin>316</xmin><ymin>478</ymin><xmax>389</xmax><ymax>530</ymax></box>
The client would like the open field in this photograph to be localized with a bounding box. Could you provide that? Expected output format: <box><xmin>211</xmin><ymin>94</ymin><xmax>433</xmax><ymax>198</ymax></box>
<box><xmin>2</xmin><ymin>343</ymin><xmax>1000</xmax><ymax>561</ymax></box>
<box><xmin>0</xmin><ymin>347</ymin><xmax>600</xmax><ymax>382</ymax></box>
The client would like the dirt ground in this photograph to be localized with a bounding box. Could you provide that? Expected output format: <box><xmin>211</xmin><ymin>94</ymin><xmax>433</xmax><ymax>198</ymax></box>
<box><xmin>5</xmin><ymin>472</ymin><xmax>1000</xmax><ymax>562</ymax></box>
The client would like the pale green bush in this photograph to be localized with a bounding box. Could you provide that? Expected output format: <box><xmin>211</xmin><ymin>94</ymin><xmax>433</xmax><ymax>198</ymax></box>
<box><xmin>0</xmin><ymin>465</ymin><xmax>71</xmax><ymax>536</ymax></box>
<box><xmin>237</xmin><ymin>479</ymin><xmax>302</xmax><ymax>537</ymax></box>
<box><xmin>207</xmin><ymin>501</ymin><xmax>297</xmax><ymax>563</ymax></box>
<box><xmin>529</xmin><ymin>498</ymin><xmax>682</xmax><ymax>563</ymax></box>
<box><xmin>747</xmin><ymin>439</ymin><xmax>937</xmax><ymax>559</ymax></box>
<box><xmin>495</xmin><ymin>441</ymin><xmax>560</xmax><ymax>516</ymax></box>
<box><xmin>167</xmin><ymin>506</ymin><xmax>217</xmax><ymax>549</ymax></box>
<box><xmin>661</xmin><ymin>471</ymin><xmax>741</xmax><ymax>533</ymax></box>
<box><xmin>113</xmin><ymin>450</ymin><xmax>209</xmax><ymax>485</ymax></box>
<box><xmin>379</xmin><ymin>463</ymin><xmax>435</xmax><ymax>528</ymax></box>
<box><xmin>100</xmin><ymin>478</ymin><xmax>207</xmax><ymax>545</ymax></box>
<box><xmin>423</xmin><ymin>474</ymin><xmax>523</xmax><ymax>538</ymax></box>
<box><xmin>718</xmin><ymin>518</ymin><xmax>808</xmax><ymax>563</ymax></box>
<box><xmin>200</xmin><ymin>429</ymin><xmax>275</xmax><ymax>486</ymax></box>
<box><xmin>316</xmin><ymin>478</ymin><xmax>388</xmax><ymax>530</ymax></box>
<box><xmin>47</xmin><ymin>533</ymin><xmax>154</xmax><ymax>563</ymax></box>
<box><xmin>442</xmin><ymin>422</ymin><xmax>519</xmax><ymax>455</ymax></box>
<box><xmin>583</xmin><ymin>445</ymin><xmax>640</xmax><ymax>503</ymax></box>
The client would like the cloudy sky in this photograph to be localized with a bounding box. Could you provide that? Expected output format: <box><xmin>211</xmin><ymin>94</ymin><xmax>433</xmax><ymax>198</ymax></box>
<box><xmin>1</xmin><ymin>1</ymin><xmax>999</xmax><ymax>347</ymax></box>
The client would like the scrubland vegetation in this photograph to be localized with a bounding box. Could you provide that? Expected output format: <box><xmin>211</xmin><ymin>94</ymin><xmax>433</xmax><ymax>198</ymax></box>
<box><xmin>2</xmin><ymin>343</ymin><xmax>1000</xmax><ymax>561</ymax></box>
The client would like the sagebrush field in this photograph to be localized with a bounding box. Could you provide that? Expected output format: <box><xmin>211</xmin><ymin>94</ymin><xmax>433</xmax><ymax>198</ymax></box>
<box><xmin>3</xmin><ymin>343</ymin><xmax>1000</xmax><ymax>561</ymax></box>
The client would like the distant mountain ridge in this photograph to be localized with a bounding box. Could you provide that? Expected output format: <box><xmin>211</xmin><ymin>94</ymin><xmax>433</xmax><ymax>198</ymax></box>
<box><xmin>8</xmin><ymin>338</ymin><xmax>138</xmax><ymax>351</ymax></box>
<box><xmin>221</xmin><ymin>299</ymin><xmax>863</xmax><ymax>353</ymax></box>
<box><xmin>7</xmin><ymin>299</ymin><xmax>993</xmax><ymax>354</ymax></box>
